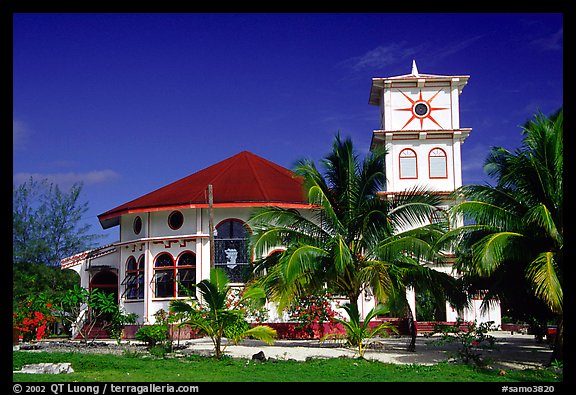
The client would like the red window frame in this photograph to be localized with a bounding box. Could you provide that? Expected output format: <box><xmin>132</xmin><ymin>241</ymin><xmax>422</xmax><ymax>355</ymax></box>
<box><xmin>153</xmin><ymin>251</ymin><xmax>196</xmax><ymax>298</ymax></box>
<box><xmin>428</xmin><ymin>147</ymin><xmax>448</xmax><ymax>179</ymax></box>
<box><xmin>399</xmin><ymin>148</ymin><xmax>418</xmax><ymax>179</ymax></box>
<box><xmin>123</xmin><ymin>255</ymin><xmax>144</xmax><ymax>300</ymax></box>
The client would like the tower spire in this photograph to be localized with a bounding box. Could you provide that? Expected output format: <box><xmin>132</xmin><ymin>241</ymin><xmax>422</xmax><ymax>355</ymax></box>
<box><xmin>411</xmin><ymin>59</ymin><xmax>419</xmax><ymax>77</ymax></box>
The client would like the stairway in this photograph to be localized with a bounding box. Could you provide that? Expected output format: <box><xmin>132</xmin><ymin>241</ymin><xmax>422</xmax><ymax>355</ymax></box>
<box><xmin>74</xmin><ymin>323</ymin><xmax>110</xmax><ymax>340</ymax></box>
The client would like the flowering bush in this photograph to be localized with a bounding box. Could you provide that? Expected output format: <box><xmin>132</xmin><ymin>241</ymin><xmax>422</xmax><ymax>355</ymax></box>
<box><xmin>226</xmin><ymin>286</ymin><xmax>269</xmax><ymax>323</ymax></box>
<box><xmin>13</xmin><ymin>297</ymin><xmax>55</xmax><ymax>342</ymax></box>
<box><xmin>287</xmin><ymin>290</ymin><xmax>341</xmax><ymax>338</ymax></box>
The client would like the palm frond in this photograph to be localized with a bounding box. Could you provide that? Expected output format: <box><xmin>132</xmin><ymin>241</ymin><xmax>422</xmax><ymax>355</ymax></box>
<box><xmin>169</xmin><ymin>299</ymin><xmax>195</xmax><ymax>314</ymax></box>
<box><xmin>242</xmin><ymin>325</ymin><xmax>277</xmax><ymax>345</ymax></box>
<box><xmin>332</xmin><ymin>234</ymin><xmax>353</xmax><ymax>274</ymax></box>
<box><xmin>471</xmin><ymin>232</ymin><xmax>523</xmax><ymax>276</ymax></box>
<box><xmin>526</xmin><ymin>252</ymin><xmax>562</xmax><ymax>314</ymax></box>
<box><xmin>450</xmin><ymin>200</ymin><xmax>522</xmax><ymax>231</ymax></box>
<box><xmin>524</xmin><ymin>203</ymin><xmax>562</xmax><ymax>245</ymax></box>
<box><xmin>282</xmin><ymin>244</ymin><xmax>328</xmax><ymax>283</ymax></box>
<box><xmin>307</xmin><ymin>185</ymin><xmax>343</xmax><ymax>235</ymax></box>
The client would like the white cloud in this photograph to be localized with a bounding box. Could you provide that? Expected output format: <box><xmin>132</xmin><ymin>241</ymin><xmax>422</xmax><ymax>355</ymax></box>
<box><xmin>339</xmin><ymin>35</ymin><xmax>484</xmax><ymax>74</ymax></box>
<box><xmin>339</xmin><ymin>42</ymin><xmax>422</xmax><ymax>72</ymax></box>
<box><xmin>13</xmin><ymin>169</ymin><xmax>121</xmax><ymax>190</ymax></box>
<box><xmin>530</xmin><ymin>27</ymin><xmax>563</xmax><ymax>51</ymax></box>
<box><xmin>432</xmin><ymin>34</ymin><xmax>485</xmax><ymax>60</ymax></box>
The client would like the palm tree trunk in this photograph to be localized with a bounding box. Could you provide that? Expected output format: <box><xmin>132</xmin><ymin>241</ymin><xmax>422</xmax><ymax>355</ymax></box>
<box><xmin>405</xmin><ymin>301</ymin><xmax>416</xmax><ymax>352</ymax></box>
<box><xmin>214</xmin><ymin>336</ymin><xmax>221</xmax><ymax>359</ymax></box>
<box><xmin>550</xmin><ymin>316</ymin><xmax>563</xmax><ymax>363</ymax></box>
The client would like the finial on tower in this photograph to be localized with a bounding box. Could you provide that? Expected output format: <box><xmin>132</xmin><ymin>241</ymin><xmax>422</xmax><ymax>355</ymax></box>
<box><xmin>411</xmin><ymin>60</ymin><xmax>419</xmax><ymax>77</ymax></box>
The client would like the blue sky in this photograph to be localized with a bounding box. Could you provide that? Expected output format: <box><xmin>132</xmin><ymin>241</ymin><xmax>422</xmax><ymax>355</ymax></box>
<box><xmin>12</xmin><ymin>13</ymin><xmax>563</xmax><ymax>245</ymax></box>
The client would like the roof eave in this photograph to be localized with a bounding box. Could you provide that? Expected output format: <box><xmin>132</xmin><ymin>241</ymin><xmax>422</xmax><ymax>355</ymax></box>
<box><xmin>98</xmin><ymin>201</ymin><xmax>314</xmax><ymax>229</ymax></box>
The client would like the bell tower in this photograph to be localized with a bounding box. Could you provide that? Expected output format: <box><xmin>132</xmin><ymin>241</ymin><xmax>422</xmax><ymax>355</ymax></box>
<box><xmin>369</xmin><ymin>60</ymin><xmax>472</xmax><ymax>195</ymax></box>
<box><xmin>369</xmin><ymin>63</ymin><xmax>501</xmax><ymax>326</ymax></box>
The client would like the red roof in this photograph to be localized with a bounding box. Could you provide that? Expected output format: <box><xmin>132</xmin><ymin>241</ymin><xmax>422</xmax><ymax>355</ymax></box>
<box><xmin>98</xmin><ymin>151</ymin><xmax>310</xmax><ymax>229</ymax></box>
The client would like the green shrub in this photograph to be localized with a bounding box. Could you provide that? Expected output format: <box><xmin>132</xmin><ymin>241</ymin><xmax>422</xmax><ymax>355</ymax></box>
<box><xmin>134</xmin><ymin>324</ymin><xmax>169</xmax><ymax>347</ymax></box>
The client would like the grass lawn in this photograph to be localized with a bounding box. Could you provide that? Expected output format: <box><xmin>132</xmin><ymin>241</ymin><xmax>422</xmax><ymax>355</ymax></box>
<box><xmin>13</xmin><ymin>351</ymin><xmax>561</xmax><ymax>382</ymax></box>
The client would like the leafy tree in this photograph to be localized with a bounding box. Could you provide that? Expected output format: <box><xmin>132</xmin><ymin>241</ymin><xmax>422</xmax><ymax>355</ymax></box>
<box><xmin>57</xmin><ymin>285</ymin><xmax>123</xmax><ymax>342</ymax></box>
<box><xmin>247</xmin><ymin>134</ymin><xmax>467</xmax><ymax>347</ymax></box>
<box><xmin>13</xmin><ymin>261</ymin><xmax>79</xmax><ymax>310</ymax></box>
<box><xmin>13</xmin><ymin>177</ymin><xmax>102</xmax><ymax>267</ymax></box>
<box><xmin>439</xmin><ymin>109</ymin><xmax>563</xmax><ymax>361</ymax></box>
<box><xmin>170</xmin><ymin>268</ymin><xmax>276</xmax><ymax>359</ymax></box>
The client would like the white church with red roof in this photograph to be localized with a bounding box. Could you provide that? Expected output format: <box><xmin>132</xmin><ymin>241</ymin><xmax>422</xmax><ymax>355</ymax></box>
<box><xmin>61</xmin><ymin>63</ymin><xmax>501</xmax><ymax>336</ymax></box>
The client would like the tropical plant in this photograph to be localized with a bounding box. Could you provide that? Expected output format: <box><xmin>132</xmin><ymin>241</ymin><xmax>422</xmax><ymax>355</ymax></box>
<box><xmin>323</xmin><ymin>303</ymin><xmax>397</xmax><ymax>358</ymax></box>
<box><xmin>439</xmin><ymin>109</ymin><xmax>563</xmax><ymax>361</ymax></box>
<box><xmin>57</xmin><ymin>285</ymin><xmax>120</xmax><ymax>342</ymax></box>
<box><xmin>170</xmin><ymin>268</ymin><xmax>276</xmax><ymax>359</ymax></box>
<box><xmin>433</xmin><ymin>319</ymin><xmax>497</xmax><ymax>366</ymax></box>
<box><xmin>247</xmin><ymin>134</ymin><xmax>467</xmax><ymax>348</ymax></box>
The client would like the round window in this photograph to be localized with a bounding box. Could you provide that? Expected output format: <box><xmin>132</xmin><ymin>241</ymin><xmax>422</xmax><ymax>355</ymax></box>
<box><xmin>414</xmin><ymin>102</ymin><xmax>429</xmax><ymax>117</ymax></box>
<box><xmin>133</xmin><ymin>216</ymin><xmax>142</xmax><ymax>235</ymax></box>
<box><xmin>168</xmin><ymin>211</ymin><xmax>184</xmax><ymax>230</ymax></box>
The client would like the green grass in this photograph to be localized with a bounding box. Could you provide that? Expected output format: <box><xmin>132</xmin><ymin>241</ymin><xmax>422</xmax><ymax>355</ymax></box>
<box><xmin>12</xmin><ymin>351</ymin><xmax>561</xmax><ymax>382</ymax></box>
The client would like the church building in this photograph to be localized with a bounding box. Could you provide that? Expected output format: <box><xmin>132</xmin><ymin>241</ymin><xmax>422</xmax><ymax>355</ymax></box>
<box><xmin>61</xmin><ymin>62</ymin><xmax>501</xmax><ymax>336</ymax></box>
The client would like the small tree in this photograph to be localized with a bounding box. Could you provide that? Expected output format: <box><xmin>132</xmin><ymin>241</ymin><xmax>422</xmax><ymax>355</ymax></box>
<box><xmin>323</xmin><ymin>303</ymin><xmax>397</xmax><ymax>358</ymax></box>
<box><xmin>170</xmin><ymin>268</ymin><xmax>276</xmax><ymax>359</ymax></box>
<box><xmin>13</xmin><ymin>178</ymin><xmax>102</xmax><ymax>267</ymax></box>
<box><xmin>58</xmin><ymin>285</ymin><xmax>119</xmax><ymax>342</ymax></box>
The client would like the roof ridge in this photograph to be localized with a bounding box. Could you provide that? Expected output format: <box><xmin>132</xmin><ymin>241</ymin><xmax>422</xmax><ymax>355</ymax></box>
<box><xmin>245</xmin><ymin>153</ymin><xmax>270</xmax><ymax>201</ymax></box>
<box><xmin>198</xmin><ymin>151</ymin><xmax>244</xmax><ymax>202</ymax></box>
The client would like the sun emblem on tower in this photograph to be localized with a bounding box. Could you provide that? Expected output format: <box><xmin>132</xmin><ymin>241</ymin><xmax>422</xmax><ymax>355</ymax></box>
<box><xmin>395</xmin><ymin>89</ymin><xmax>448</xmax><ymax>130</ymax></box>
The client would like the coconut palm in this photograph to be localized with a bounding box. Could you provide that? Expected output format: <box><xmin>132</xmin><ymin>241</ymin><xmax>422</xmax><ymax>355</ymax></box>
<box><xmin>323</xmin><ymin>303</ymin><xmax>397</xmax><ymax>358</ymax></box>
<box><xmin>247</xmin><ymin>134</ymin><xmax>467</xmax><ymax>347</ymax></box>
<box><xmin>439</xmin><ymin>109</ymin><xmax>563</xmax><ymax>361</ymax></box>
<box><xmin>170</xmin><ymin>268</ymin><xmax>276</xmax><ymax>359</ymax></box>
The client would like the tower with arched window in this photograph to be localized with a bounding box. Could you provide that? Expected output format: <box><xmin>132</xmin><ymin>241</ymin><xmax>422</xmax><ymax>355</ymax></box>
<box><xmin>369</xmin><ymin>60</ymin><xmax>471</xmax><ymax>195</ymax></box>
<box><xmin>368</xmin><ymin>61</ymin><xmax>501</xmax><ymax>326</ymax></box>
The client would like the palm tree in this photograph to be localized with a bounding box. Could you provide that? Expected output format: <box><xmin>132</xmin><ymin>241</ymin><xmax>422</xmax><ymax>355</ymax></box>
<box><xmin>170</xmin><ymin>268</ymin><xmax>276</xmax><ymax>359</ymax></box>
<box><xmin>324</xmin><ymin>303</ymin><xmax>397</xmax><ymax>358</ymax></box>
<box><xmin>439</xmin><ymin>109</ymin><xmax>563</xmax><ymax>361</ymax></box>
<box><xmin>247</xmin><ymin>134</ymin><xmax>467</xmax><ymax>348</ymax></box>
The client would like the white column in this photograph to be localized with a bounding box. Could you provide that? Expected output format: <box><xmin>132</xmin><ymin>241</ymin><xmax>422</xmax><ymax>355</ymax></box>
<box><xmin>406</xmin><ymin>286</ymin><xmax>417</xmax><ymax>320</ymax></box>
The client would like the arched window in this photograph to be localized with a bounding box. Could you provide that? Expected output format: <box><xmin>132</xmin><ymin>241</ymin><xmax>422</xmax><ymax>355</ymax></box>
<box><xmin>429</xmin><ymin>148</ymin><xmax>448</xmax><ymax>178</ymax></box>
<box><xmin>123</xmin><ymin>255</ymin><xmax>144</xmax><ymax>300</ymax></box>
<box><xmin>399</xmin><ymin>148</ymin><xmax>417</xmax><ymax>179</ymax></box>
<box><xmin>153</xmin><ymin>252</ymin><xmax>196</xmax><ymax>298</ymax></box>
<box><xmin>137</xmin><ymin>255</ymin><xmax>145</xmax><ymax>299</ymax></box>
<box><xmin>177</xmin><ymin>252</ymin><xmax>196</xmax><ymax>297</ymax></box>
<box><xmin>215</xmin><ymin>219</ymin><xmax>251</xmax><ymax>283</ymax></box>
<box><xmin>154</xmin><ymin>253</ymin><xmax>175</xmax><ymax>298</ymax></box>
